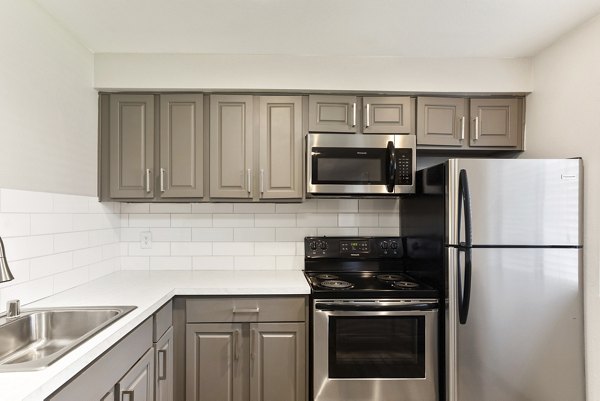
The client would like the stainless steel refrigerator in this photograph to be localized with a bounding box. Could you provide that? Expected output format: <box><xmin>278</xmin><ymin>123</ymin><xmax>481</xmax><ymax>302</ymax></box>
<box><xmin>400</xmin><ymin>158</ymin><xmax>584</xmax><ymax>401</ymax></box>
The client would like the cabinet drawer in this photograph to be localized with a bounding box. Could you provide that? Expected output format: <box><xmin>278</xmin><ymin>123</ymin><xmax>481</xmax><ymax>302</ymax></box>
<box><xmin>186</xmin><ymin>297</ymin><xmax>306</xmax><ymax>323</ymax></box>
<box><xmin>153</xmin><ymin>300</ymin><xmax>173</xmax><ymax>342</ymax></box>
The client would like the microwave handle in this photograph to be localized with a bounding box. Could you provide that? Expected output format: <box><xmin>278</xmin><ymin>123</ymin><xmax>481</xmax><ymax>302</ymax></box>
<box><xmin>386</xmin><ymin>141</ymin><xmax>396</xmax><ymax>192</ymax></box>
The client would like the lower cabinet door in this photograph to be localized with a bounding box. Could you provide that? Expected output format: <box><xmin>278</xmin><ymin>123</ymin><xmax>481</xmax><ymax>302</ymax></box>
<box><xmin>250</xmin><ymin>323</ymin><xmax>306</xmax><ymax>401</ymax></box>
<box><xmin>155</xmin><ymin>327</ymin><xmax>174</xmax><ymax>401</ymax></box>
<box><xmin>117</xmin><ymin>348</ymin><xmax>155</xmax><ymax>401</ymax></box>
<box><xmin>186</xmin><ymin>323</ymin><xmax>248</xmax><ymax>401</ymax></box>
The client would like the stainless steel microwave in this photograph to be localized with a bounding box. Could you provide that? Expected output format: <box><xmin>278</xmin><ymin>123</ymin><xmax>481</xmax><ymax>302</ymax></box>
<box><xmin>307</xmin><ymin>133</ymin><xmax>416</xmax><ymax>196</ymax></box>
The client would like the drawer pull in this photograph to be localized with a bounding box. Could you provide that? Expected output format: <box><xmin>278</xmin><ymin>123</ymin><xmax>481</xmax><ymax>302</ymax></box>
<box><xmin>232</xmin><ymin>308</ymin><xmax>260</xmax><ymax>314</ymax></box>
<box><xmin>234</xmin><ymin>329</ymin><xmax>241</xmax><ymax>360</ymax></box>
<box><xmin>158</xmin><ymin>349</ymin><xmax>167</xmax><ymax>380</ymax></box>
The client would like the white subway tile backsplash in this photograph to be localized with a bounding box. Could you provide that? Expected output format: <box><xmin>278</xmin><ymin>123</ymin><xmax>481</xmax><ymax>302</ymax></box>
<box><xmin>233</xmin><ymin>203</ymin><xmax>276</xmax><ymax>214</ymax></box>
<box><xmin>150</xmin><ymin>203</ymin><xmax>192</xmax><ymax>214</ymax></box>
<box><xmin>128</xmin><ymin>242</ymin><xmax>171</xmax><ymax>256</ymax></box>
<box><xmin>234</xmin><ymin>256</ymin><xmax>276</xmax><ymax>270</ymax></box>
<box><xmin>0</xmin><ymin>260</ymin><xmax>30</xmax><ymax>289</ymax></box>
<box><xmin>317</xmin><ymin>199</ymin><xmax>358</xmax><ymax>213</ymax></box>
<box><xmin>378</xmin><ymin>213</ymin><xmax>400</xmax><ymax>227</ymax></box>
<box><xmin>2</xmin><ymin>235</ymin><xmax>54</xmax><ymax>261</ymax></box>
<box><xmin>192</xmin><ymin>228</ymin><xmax>234</xmax><ymax>242</ymax></box>
<box><xmin>127</xmin><ymin>214</ymin><xmax>171</xmax><ymax>228</ymax></box>
<box><xmin>54</xmin><ymin>232</ymin><xmax>89</xmax><ymax>253</ymax></box>
<box><xmin>0</xmin><ymin>189</ymin><xmax>53</xmax><ymax>213</ymax></box>
<box><xmin>317</xmin><ymin>227</ymin><xmax>359</xmax><ymax>236</ymax></box>
<box><xmin>338</xmin><ymin>213</ymin><xmax>379</xmax><ymax>227</ymax></box>
<box><xmin>53</xmin><ymin>267</ymin><xmax>89</xmax><ymax>293</ymax></box>
<box><xmin>73</xmin><ymin>246</ymin><xmax>103</xmax><ymax>268</ymax></box>
<box><xmin>276</xmin><ymin>227</ymin><xmax>317</xmax><ymax>242</ymax></box>
<box><xmin>150</xmin><ymin>256</ymin><xmax>192</xmax><ymax>270</ymax></box>
<box><xmin>358</xmin><ymin>227</ymin><xmax>399</xmax><ymax>236</ymax></box>
<box><xmin>193</xmin><ymin>256</ymin><xmax>234</xmax><ymax>270</ymax></box>
<box><xmin>150</xmin><ymin>228</ymin><xmax>192</xmax><ymax>242</ymax></box>
<box><xmin>121</xmin><ymin>227</ymin><xmax>147</xmax><ymax>242</ymax></box>
<box><xmin>213</xmin><ymin>214</ymin><xmax>254</xmax><ymax>227</ymax></box>
<box><xmin>88</xmin><ymin>229</ymin><xmax>119</xmax><ymax>246</ymax></box>
<box><xmin>213</xmin><ymin>242</ymin><xmax>254</xmax><ymax>256</ymax></box>
<box><xmin>89</xmin><ymin>258</ymin><xmax>119</xmax><ymax>280</ymax></box>
<box><xmin>53</xmin><ymin>194</ymin><xmax>90</xmax><ymax>213</ymax></box>
<box><xmin>0</xmin><ymin>277</ymin><xmax>54</xmax><ymax>313</ymax></box>
<box><xmin>121</xmin><ymin>256</ymin><xmax>150</xmax><ymax>270</ymax></box>
<box><xmin>0</xmin><ymin>213</ymin><xmax>31</xmax><ymax>237</ymax></box>
<box><xmin>275</xmin><ymin>201</ymin><xmax>317</xmax><ymax>213</ymax></box>
<box><xmin>275</xmin><ymin>256</ymin><xmax>303</xmax><ymax>270</ymax></box>
<box><xmin>72</xmin><ymin>214</ymin><xmax>117</xmax><ymax>231</ymax></box>
<box><xmin>255</xmin><ymin>242</ymin><xmax>296</xmax><ymax>256</ymax></box>
<box><xmin>30</xmin><ymin>252</ymin><xmax>73</xmax><ymax>279</ymax></box>
<box><xmin>170</xmin><ymin>242</ymin><xmax>212</xmax><ymax>256</ymax></box>
<box><xmin>359</xmin><ymin>199</ymin><xmax>400</xmax><ymax>213</ymax></box>
<box><xmin>192</xmin><ymin>203</ymin><xmax>234</xmax><ymax>213</ymax></box>
<box><xmin>120</xmin><ymin>203</ymin><xmax>150</xmax><ymax>214</ymax></box>
<box><xmin>297</xmin><ymin>213</ymin><xmax>337</xmax><ymax>228</ymax></box>
<box><xmin>254</xmin><ymin>214</ymin><xmax>296</xmax><ymax>227</ymax></box>
<box><xmin>234</xmin><ymin>228</ymin><xmax>275</xmax><ymax>242</ymax></box>
<box><xmin>171</xmin><ymin>214</ymin><xmax>212</xmax><ymax>227</ymax></box>
<box><xmin>31</xmin><ymin>213</ymin><xmax>73</xmax><ymax>235</ymax></box>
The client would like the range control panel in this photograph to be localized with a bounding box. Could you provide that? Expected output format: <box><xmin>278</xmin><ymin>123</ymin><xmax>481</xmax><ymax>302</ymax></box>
<box><xmin>305</xmin><ymin>237</ymin><xmax>403</xmax><ymax>259</ymax></box>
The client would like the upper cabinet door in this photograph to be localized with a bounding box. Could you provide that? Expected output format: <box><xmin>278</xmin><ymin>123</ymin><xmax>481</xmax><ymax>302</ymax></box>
<box><xmin>109</xmin><ymin>94</ymin><xmax>154</xmax><ymax>198</ymax></box>
<box><xmin>470</xmin><ymin>98</ymin><xmax>521</xmax><ymax>147</ymax></box>
<box><xmin>363</xmin><ymin>97</ymin><xmax>412</xmax><ymax>134</ymax></box>
<box><xmin>210</xmin><ymin>95</ymin><xmax>254</xmax><ymax>198</ymax></box>
<box><xmin>417</xmin><ymin>97</ymin><xmax>468</xmax><ymax>146</ymax></box>
<box><xmin>308</xmin><ymin>95</ymin><xmax>359</xmax><ymax>133</ymax></box>
<box><xmin>159</xmin><ymin>94</ymin><xmax>204</xmax><ymax>198</ymax></box>
<box><xmin>258</xmin><ymin>97</ymin><xmax>303</xmax><ymax>199</ymax></box>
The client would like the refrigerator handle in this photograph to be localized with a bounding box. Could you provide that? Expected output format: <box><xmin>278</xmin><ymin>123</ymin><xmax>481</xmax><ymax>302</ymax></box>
<box><xmin>458</xmin><ymin>169</ymin><xmax>472</xmax><ymax>246</ymax></box>
<box><xmin>386</xmin><ymin>141</ymin><xmax>396</xmax><ymax>192</ymax></box>
<box><xmin>458</xmin><ymin>247</ymin><xmax>472</xmax><ymax>324</ymax></box>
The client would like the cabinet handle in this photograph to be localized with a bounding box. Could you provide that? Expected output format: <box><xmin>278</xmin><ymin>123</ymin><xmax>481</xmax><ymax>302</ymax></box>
<box><xmin>460</xmin><ymin>116</ymin><xmax>465</xmax><ymax>141</ymax></box>
<box><xmin>145</xmin><ymin>169</ymin><xmax>151</xmax><ymax>193</ymax></box>
<box><xmin>474</xmin><ymin>116</ymin><xmax>480</xmax><ymax>140</ymax></box>
<box><xmin>234</xmin><ymin>329</ymin><xmax>241</xmax><ymax>361</ymax></box>
<box><xmin>251</xmin><ymin>328</ymin><xmax>258</xmax><ymax>361</ymax></box>
<box><xmin>246</xmin><ymin>169</ymin><xmax>252</xmax><ymax>194</ymax></box>
<box><xmin>232</xmin><ymin>307</ymin><xmax>260</xmax><ymax>313</ymax></box>
<box><xmin>122</xmin><ymin>390</ymin><xmax>134</xmax><ymax>401</ymax></box>
<box><xmin>260</xmin><ymin>169</ymin><xmax>264</xmax><ymax>194</ymax></box>
<box><xmin>352</xmin><ymin>102</ymin><xmax>357</xmax><ymax>127</ymax></box>
<box><xmin>160</xmin><ymin>168</ymin><xmax>165</xmax><ymax>192</ymax></box>
<box><xmin>365</xmin><ymin>103</ymin><xmax>370</xmax><ymax>128</ymax></box>
<box><xmin>158</xmin><ymin>349</ymin><xmax>167</xmax><ymax>380</ymax></box>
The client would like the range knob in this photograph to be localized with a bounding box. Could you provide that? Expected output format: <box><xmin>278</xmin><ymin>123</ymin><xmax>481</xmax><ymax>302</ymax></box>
<box><xmin>380</xmin><ymin>241</ymin><xmax>389</xmax><ymax>249</ymax></box>
<box><xmin>309</xmin><ymin>242</ymin><xmax>317</xmax><ymax>250</ymax></box>
<box><xmin>320</xmin><ymin>242</ymin><xmax>328</xmax><ymax>250</ymax></box>
<box><xmin>391</xmin><ymin>242</ymin><xmax>398</xmax><ymax>249</ymax></box>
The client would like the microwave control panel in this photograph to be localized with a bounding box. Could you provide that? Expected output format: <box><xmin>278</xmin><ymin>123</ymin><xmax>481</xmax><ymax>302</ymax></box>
<box><xmin>395</xmin><ymin>149</ymin><xmax>413</xmax><ymax>185</ymax></box>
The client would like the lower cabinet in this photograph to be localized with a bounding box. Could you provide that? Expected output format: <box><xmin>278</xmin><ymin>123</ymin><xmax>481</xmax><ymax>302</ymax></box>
<box><xmin>117</xmin><ymin>347</ymin><xmax>155</xmax><ymax>401</ymax></box>
<box><xmin>155</xmin><ymin>327</ymin><xmax>174</xmax><ymax>401</ymax></box>
<box><xmin>185</xmin><ymin>297</ymin><xmax>307</xmax><ymax>401</ymax></box>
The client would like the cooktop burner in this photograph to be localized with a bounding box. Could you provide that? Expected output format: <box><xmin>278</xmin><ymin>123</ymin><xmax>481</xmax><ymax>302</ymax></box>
<box><xmin>319</xmin><ymin>280</ymin><xmax>353</xmax><ymax>289</ymax></box>
<box><xmin>392</xmin><ymin>280</ymin><xmax>420</xmax><ymax>289</ymax></box>
<box><xmin>377</xmin><ymin>274</ymin><xmax>404</xmax><ymax>282</ymax></box>
<box><xmin>317</xmin><ymin>274</ymin><xmax>339</xmax><ymax>280</ymax></box>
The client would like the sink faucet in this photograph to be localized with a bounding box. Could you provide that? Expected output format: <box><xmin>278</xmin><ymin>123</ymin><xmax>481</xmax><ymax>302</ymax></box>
<box><xmin>0</xmin><ymin>235</ymin><xmax>14</xmax><ymax>283</ymax></box>
<box><xmin>6</xmin><ymin>300</ymin><xmax>20</xmax><ymax>319</ymax></box>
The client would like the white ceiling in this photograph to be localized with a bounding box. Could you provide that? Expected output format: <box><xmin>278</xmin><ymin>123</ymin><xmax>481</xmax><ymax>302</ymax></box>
<box><xmin>34</xmin><ymin>0</ymin><xmax>600</xmax><ymax>58</ymax></box>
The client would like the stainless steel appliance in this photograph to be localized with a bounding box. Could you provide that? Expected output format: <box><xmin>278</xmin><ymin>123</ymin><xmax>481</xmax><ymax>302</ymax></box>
<box><xmin>400</xmin><ymin>159</ymin><xmax>584</xmax><ymax>401</ymax></box>
<box><xmin>306</xmin><ymin>133</ymin><xmax>415</xmax><ymax>195</ymax></box>
<box><xmin>304</xmin><ymin>237</ymin><xmax>439</xmax><ymax>401</ymax></box>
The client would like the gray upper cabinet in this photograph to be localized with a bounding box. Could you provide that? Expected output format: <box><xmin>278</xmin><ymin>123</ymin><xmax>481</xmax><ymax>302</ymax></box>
<box><xmin>250</xmin><ymin>323</ymin><xmax>306</xmax><ymax>401</ymax></box>
<box><xmin>470</xmin><ymin>98</ymin><xmax>521</xmax><ymax>147</ymax></box>
<box><xmin>210</xmin><ymin>95</ymin><xmax>303</xmax><ymax>200</ymax></box>
<box><xmin>109</xmin><ymin>94</ymin><xmax>155</xmax><ymax>199</ymax></box>
<box><xmin>210</xmin><ymin>95</ymin><xmax>254</xmax><ymax>198</ymax></box>
<box><xmin>363</xmin><ymin>97</ymin><xmax>412</xmax><ymax>134</ymax></box>
<box><xmin>258</xmin><ymin>96</ymin><xmax>303</xmax><ymax>199</ymax></box>
<box><xmin>417</xmin><ymin>97</ymin><xmax>468</xmax><ymax>147</ymax></box>
<box><xmin>308</xmin><ymin>95</ymin><xmax>358</xmax><ymax>133</ymax></box>
<box><xmin>416</xmin><ymin>97</ymin><xmax>524</xmax><ymax>150</ymax></box>
<box><xmin>159</xmin><ymin>94</ymin><xmax>204</xmax><ymax>198</ymax></box>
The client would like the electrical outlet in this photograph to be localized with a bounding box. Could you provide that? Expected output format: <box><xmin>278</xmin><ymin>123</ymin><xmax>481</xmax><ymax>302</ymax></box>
<box><xmin>140</xmin><ymin>231</ymin><xmax>152</xmax><ymax>249</ymax></box>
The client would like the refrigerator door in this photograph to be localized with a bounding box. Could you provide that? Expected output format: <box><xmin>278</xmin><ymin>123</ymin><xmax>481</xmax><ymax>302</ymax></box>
<box><xmin>446</xmin><ymin>159</ymin><xmax>582</xmax><ymax>247</ymax></box>
<box><xmin>447</xmin><ymin>247</ymin><xmax>584</xmax><ymax>401</ymax></box>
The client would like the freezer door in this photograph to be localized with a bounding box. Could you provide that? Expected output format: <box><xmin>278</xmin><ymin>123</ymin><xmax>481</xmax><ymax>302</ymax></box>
<box><xmin>447</xmin><ymin>247</ymin><xmax>584</xmax><ymax>401</ymax></box>
<box><xmin>447</xmin><ymin>159</ymin><xmax>582</xmax><ymax>246</ymax></box>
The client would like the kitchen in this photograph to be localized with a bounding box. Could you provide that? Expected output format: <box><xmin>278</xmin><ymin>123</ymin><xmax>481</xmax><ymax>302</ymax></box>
<box><xmin>0</xmin><ymin>0</ymin><xmax>598</xmax><ymax>400</ymax></box>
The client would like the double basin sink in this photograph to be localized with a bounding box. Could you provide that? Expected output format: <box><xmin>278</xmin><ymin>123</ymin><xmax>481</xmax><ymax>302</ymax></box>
<box><xmin>0</xmin><ymin>306</ymin><xmax>136</xmax><ymax>372</ymax></box>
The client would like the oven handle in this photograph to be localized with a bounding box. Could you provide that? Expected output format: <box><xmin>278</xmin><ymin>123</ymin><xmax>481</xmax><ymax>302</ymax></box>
<box><xmin>314</xmin><ymin>302</ymin><xmax>438</xmax><ymax>312</ymax></box>
<box><xmin>386</xmin><ymin>141</ymin><xmax>396</xmax><ymax>192</ymax></box>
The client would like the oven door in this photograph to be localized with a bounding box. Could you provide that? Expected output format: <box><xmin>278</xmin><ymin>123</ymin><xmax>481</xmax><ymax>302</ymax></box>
<box><xmin>313</xmin><ymin>299</ymin><xmax>438</xmax><ymax>401</ymax></box>
<box><xmin>307</xmin><ymin>133</ymin><xmax>415</xmax><ymax>195</ymax></box>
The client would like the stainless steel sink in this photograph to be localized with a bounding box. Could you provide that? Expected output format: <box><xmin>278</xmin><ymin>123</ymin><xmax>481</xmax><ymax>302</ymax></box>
<box><xmin>0</xmin><ymin>306</ymin><xmax>136</xmax><ymax>371</ymax></box>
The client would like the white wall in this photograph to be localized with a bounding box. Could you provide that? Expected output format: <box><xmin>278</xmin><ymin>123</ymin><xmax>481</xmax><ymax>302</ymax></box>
<box><xmin>524</xmin><ymin>14</ymin><xmax>600</xmax><ymax>399</ymax></box>
<box><xmin>0</xmin><ymin>0</ymin><xmax>97</xmax><ymax>196</ymax></box>
<box><xmin>94</xmin><ymin>53</ymin><xmax>533</xmax><ymax>93</ymax></box>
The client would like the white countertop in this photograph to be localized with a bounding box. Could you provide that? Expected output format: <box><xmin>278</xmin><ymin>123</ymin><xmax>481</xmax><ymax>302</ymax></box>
<box><xmin>0</xmin><ymin>270</ymin><xmax>310</xmax><ymax>401</ymax></box>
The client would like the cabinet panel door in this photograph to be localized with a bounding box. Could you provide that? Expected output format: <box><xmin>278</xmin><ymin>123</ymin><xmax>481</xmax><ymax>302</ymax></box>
<box><xmin>308</xmin><ymin>95</ymin><xmax>358</xmax><ymax>133</ymax></box>
<box><xmin>117</xmin><ymin>347</ymin><xmax>155</xmax><ymax>401</ymax></box>
<box><xmin>363</xmin><ymin>96</ymin><xmax>412</xmax><ymax>134</ymax></box>
<box><xmin>470</xmin><ymin>98</ymin><xmax>521</xmax><ymax>147</ymax></box>
<box><xmin>99</xmin><ymin>389</ymin><xmax>114</xmax><ymax>401</ymax></box>
<box><xmin>186</xmin><ymin>323</ymin><xmax>248</xmax><ymax>401</ymax></box>
<box><xmin>109</xmin><ymin>95</ymin><xmax>154</xmax><ymax>198</ymax></box>
<box><xmin>417</xmin><ymin>97</ymin><xmax>468</xmax><ymax>146</ymax></box>
<box><xmin>259</xmin><ymin>96</ymin><xmax>303</xmax><ymax>199</ymax></box>
<box><xmin>155</xmin><ymin>327</ymin><xmax>174</xmax><ymax>401</ymax></box>
<box><xmin>159</xmin><ymin>94</ymin><xmax>204</xmax><ymax>198</ymax></box>
<box><xmin>250</xmin><ymin>323</ymin><xmax>306</xmax><ymax>401</ymax></box>
<box><xmin>210</xmin><ymin>95</ymin><xmax>253</xmax><ymax>198</ymax></box>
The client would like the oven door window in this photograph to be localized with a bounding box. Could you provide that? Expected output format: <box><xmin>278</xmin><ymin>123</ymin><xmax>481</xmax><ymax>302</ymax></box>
<box><xmin>329</xmin><ymin>316</ymin><xmax>425</xmax><ymax>378</ymax></box>
<box><xmin>311</xmin><ymin>147</ymin><xmax>387</xmax><ymax>185</ymax></box>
